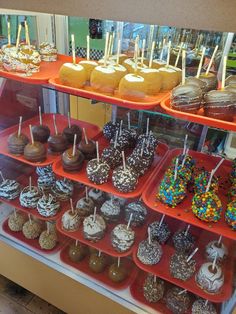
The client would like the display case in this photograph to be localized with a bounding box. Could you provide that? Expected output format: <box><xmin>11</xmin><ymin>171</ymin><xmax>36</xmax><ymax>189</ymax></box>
<box><xmin>0</xmin><ymin>8</ymin><xmax>235</xmax><ymax>314</ymax></box>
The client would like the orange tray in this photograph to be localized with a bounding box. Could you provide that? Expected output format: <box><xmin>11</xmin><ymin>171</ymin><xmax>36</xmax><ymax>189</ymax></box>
<box><xmin>133</xmin><ymin>218</ymin><xmax>234</xmax><ymax>303</ymax></box>
<box><xmin>0</xmin><ymin>172</ymin><xmax>84</xmax><ymax>221</ymax></box>
<box><xmin>60</xmin><ymin>242</ymin><xmax>138</xmax><ymax>290</ymax></box>
<box><xmin>49</xmin><ymin>77</ymin><xmax>169</xmax><ymax>110</ymax></box>
<box><xmin>161</xmin><ymin>97</ymin><xmax>236</xmax><ymax>132</ymax></box>
<box><xmin>0</xmin><ymin>54</ymin><xmax>80</xmax><ymax>85</ymax></box>
<box><xmin>56</xmin><ymin>207</ymin><xmax>154</xmax><ymax>258</ymax></box>
<box><xmin>0</xmin><ymin>113</ymin><xmax>101</xmax><ymax>167</ymax></box>
<box><xmin>53</xmin><ymin>135</ymin><xmax>169</xmax><ymax>199</ymax></box>
<box><xmin>142</xmin><ymin>149</ymin><xmax>236</xmax><ymax>240</ymax></box>
<box><xmin>2</xmin><ymin>217</ymin><xmax>68</xmax><ymax>254</ymax></box>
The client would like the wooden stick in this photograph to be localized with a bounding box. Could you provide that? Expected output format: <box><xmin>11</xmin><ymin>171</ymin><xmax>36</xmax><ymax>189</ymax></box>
<box><xmin>174</xmin><ymin>157</ymin><xmax>179</xmax><ymax>181</ymax></box>
<box><xmin>206</xmin><ymin>169</ymin><xmax>214</xmax><ymax>193</ymax></box>
<box><xmin>93</xmin><ymin>206</ymin><xmax>97</xmax><ymax>222</ymax></box>
<box><xmin>96</xmin><ymin>141</ymin><xmax>99</xmax><ymax>163</ymax></box>
<box><xmin>71</xmin><ymin>34</ymin><xmax>76</xmax><ymax>65</ymax></box>
<box><xmin>67</xmin><ymin>112</ymin><xmax>71</xmax><ymax>128</ymax></box>
<box><xmin>175</xmin><ymin>42</ymin><xmax>183</xmax><ymax>67</ymax></box>
<box><xmin>86</xmin><ymin>35</ymin><xmax>90</xmax><ymax>61</ymax></box>
<box><xmin>127</xmin><ymin>213</ymin><xmax>133</xmax><ymax>229</ymax></box>
<box><xmin>146</xmin><ymin>118</ymin><xmax>150</xmax><ymax>136</ymax></box>
<box><xmin>117</xmin><ymin>257</ymin><xmax>120</xmax><ymax>268</ymax></box>
<box><xmin>18</xmin><ymin>116</ymin><xmax>22</xmax><ymax>137</ymax></box>
<box><xmin>110</xmin><ymin>32</ymin><xmax>114</xmax><ymax>57</ymax></box>
<box><xmin>127</xmin><ymin>112</ymin><xmax>131</xmax><ymax>130</ymax></box>
<box><xmin>114</xmin><ymin>130</ymin><xmax>119</xmax><ymax>149</ymax></box>
<box><xmin>212</xmin><ymin>253</ymin><xmax>217</xmax><ymax>271</ymax></box>
<box><xmin>119</xmin><ymin>120</ymin><xmax>123</xmax><ymax>136</ymax></box>
<box><xmin>14</xmin><ymin>208</ymin><xmax>17</xmax><ymax>218</ymax></box>
<box><xmin>7</xmin><ymin>21</ymin><xmax>11</xmax><ymax>46</ymax></box>
<box><xmin>148</xmin><ymin>226</ymin><xmax>151</xmax><ymax>245</ymax></box>
<box><xmin>83</xmin><ymin>128</ymin><xmax>88</xmax><ymax>145</ymax></box>
<box><xmin>29</xmin><ymin>125</ymin><xmax>34</xmax><ymax>145</ymax></box>
<box><xmin>122</xmin><ymin>151</ymin><xmax>126</xmax><ymax>171</ymax></box>
<box><xmin>185</xmin><ymin>224</ymin><xmax>191</xmax><ymax>236</ymax></box>
<box><xmin>75</xmin><ymin>239</ymin><xmax>78</xmax><ymax>246</ymax></box>
<box><xmin>104</xmin><ymin>32</ymin><xmax>109</xmax><ymax>66</ymax></box>
<box><xmin>53</xmin><ymin>115</ymin><xmax>58</xmax><ymax>135</ymax></box>
<box><xmin>116</xmin><ymin>39</ymin><xmax>121</xmax><ymax>65</ymax></box>
<box><xmin>107</xmin><ymin>33</ymin><xmax>112</xmax><ymax>59</ymax></box>
<box><xmin>16</xmin><ymin>24</ymin><xmax>22</xmax><ymax>50</ymax></box>
<box><xmin>159</xmin><ymin>214</ymin><xmax>165</xmax><ymax>227</ymax></box>
<box><xmin>72</xmin><ymin>134</ymin><xmax>77</xmax><ymax>157</ymax></box>
<box><xmin>196</xmin><ymin>46</ymin><xmax>206</xmax><ymax>78</ymax></box>
<box><xmin>141</xmin><ymin>39</ymin><xmax>146</xmax><ymax>67</ymax></box>
<box><xmin>28</xmin><ymin>213</ymin><xmax>32</xmax><ymax>225</ymax></box>
<box><xmin>148</xmin><ymin>41</ymin><xmax>155</xmax><ymax>68</ymax></box>
<box><xmin>178</xmin><ymin>289</ymin><xmax>187</xmax><ymax>295</ymax></box>
<box><xmin>166</xmin><ymin>40</ymin><xmax>171</xmax><ymax>67</ymax></box>
<box><xmin>70</xmin><ymin>198</ymin><xmax>74</xmax><ymax>214</ymax></box>
<box><xmin>206</xmin><ymin>45</ymin><xmax>218</xmax><ymax>75</ymax></box>
<box><xmin>47</xmin><ymin>221</ymin><xmax>50</xmax><ymax>235</ymax></box>
<box><xmin>218</xmin><ymin>235</ymin><xmax>222</xmax><ymax>245</ymax></box>
<box><xmin>39</xmin><ymin>106</ymin><xmax>42</xmax><ymax>126</ymax></box>
<box><xmin>85</xmin><ymin>186</ymin><xmax>88</xmax><ymax>200</ymax></box>
<box><xmin>29</xmin><ymin>176</ymin><xmax>32</xmax><ymax>191</ymax></box>
<box><xmin>0</xmin><ymin>171</ymin><xmax>5</xmax><ymax>182</ymax></box>
<box><xmin>98</xmin><ymin>250</ymin><xmax>102</xmax><ymax>257</ymax></box>
<box><xmin>182</xmin><ymin>49</ymin><xmax>186</xmax><ymax>85</ymax></box>
<box><xmin>134</xmin><ymin>36</ymin><xmax>139</xmax><ymax>74</ymax></box>
<box><xmin>183</xmin><ymin>134</ymin><xmax>188</xmax><ymax>154</ymax></box>
<box><xmin>221</xmin><ymin>56</ymin><xmax>227</xmax><ymax>89</ymax></box>
<box><xmin>153</xmin><ymin>275</ymin><xmax>157</xmax><ymax>283</ymax></box>
<box><xmin>24</xmin><ymin>21</ymin><xmax>30</xmax><ymax>46</ymax></box>
<box><xmin>186</xmin><ymin>247</ymin><xmax>199</xmax><ymax>262</ymax></box>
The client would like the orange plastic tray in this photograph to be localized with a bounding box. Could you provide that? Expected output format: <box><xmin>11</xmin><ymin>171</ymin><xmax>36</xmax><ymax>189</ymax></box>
<box><xmin>0</xmin><ymin>172</ymin><xmax>84</xmax><ymax>221</ymax></box>
<box><xmin>133</xmin><ymin>218</ymin><xmax>234</xmax><ymax>303</ymax></box>
<box><xmin>60</xmin><ymin>242</ymin><xmax>138</xmax><ymax>290</ymax></box>
<box><xmin>49</xmin><ymin>77</ymin><xmax>169</xmax><ymax>110</ymax></box>
<box><xmin>2</xmin><ymin>216</ymin><xmax>68</xmax><ymax>254</ymax></box>
<box><xmin>56</xmin><ymin>207</ymin><xmax>154</xmax><ymax>258</ymax></box>
<box><xmin>0</xmin><ymin>54</ymin><xmax>80</xmax><ymax>85</ymax></box>
<box><xmin>0</xmin><ymin>113</ymin><xmax>101</xmax><ymax>167</ymax></box>
<box><xmin>142</xmin><ymin>149</ymin><xmax>236</xmax><ymax>240</ymax></box>
<box><xmin>161</xmin><ymin>97</ymin><xmax>236</xmax><ymax>132</ymax></box>
<box><xmin>53</xmin><ymin>136</ymin><xmax>169</xmax><ymax>199</ymax></box>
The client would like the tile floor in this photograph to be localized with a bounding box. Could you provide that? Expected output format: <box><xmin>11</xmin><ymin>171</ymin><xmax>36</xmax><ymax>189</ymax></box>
<box><xmin>0</xmin><ymin>275</ymin><xmax>65</xmax><ymax>314</ymax></box>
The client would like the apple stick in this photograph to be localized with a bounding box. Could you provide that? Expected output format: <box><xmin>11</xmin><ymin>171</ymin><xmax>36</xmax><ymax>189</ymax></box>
<box><xmin>18</xmin><ymin>116</ymin><xmax>22</xmax><ymax>137</ymax></box>
<box><xmin>83</xmin><ymin>128</ymin><xmax>88</xmax><ymax>144</ymax></box>
<box><xmin>104</xmin><ymin>32</ymin><xmax>110</xmax><ymax>66</ymax></box>
<box><xmin>148</xmin><ymin>41</ymin><xmax>155</xmax><ymax>68</ymax></box>
<box><xmin>175</xmin><ymin>42</ymin><xmax>183</xmax><ymax>67</ymax></box>
<box><xmin>140</xmin><ymin>140</ymin><xmax>145</xmax><ymax>157</ymax></box>
<box><xmin>205</xmin><ymin>300</ymin><xmax>209</xmax><ymax>306</ymax></box>
<box><xmin>98</xmin><ymin>250</ymin><xmax>102</xmax><ymax>257</ymax></box>
<box><xmin>212</xmin><ymin>253</ymin><xmax>218</xmax><ymax>271</ymax></box>
<box><xmin>38</xmin><ymin>106</ymin><xmax>43</xmax><ymax>126</ymax></box>
<box><xmin>28</xmin><ymin>213</ymin><xmax>32</xmax><ymax>225</ymax></box>
<box><xmin>14</xmin><ymin>208</ymin><xmax>17</xmax><ymax>218</ymax></box>
<box><xmin>159</xmin><ymin>214</ymin><xmax>165</xmax><ymax>227</ymax></box>
<box><xmin>206</xmin><ymin>45</ymin><xmax>218</xmax><ymax>75</ymax></box>
<box><xmin>141</xmin><ymin>39</ymin><xmax>146</xmax><ymax>67</ymax></box>
<box><xmin>93</xmin><ymin>206</ymin><xmax>97</xmax><ymax>222</ymax></box>
<box><xmin>53</xmin><ymin>114</ymin><xmax>58</xmax><ymax>135</ymax></box>
<box><xmin>24</xmin><ymin>21</ymin><xmax>30</xmax><ymax>46</ymax></box>
<box><xmin>72</xmin><ymin>134</ymin><xmax>77</xmax><ymax>157</ymax></box>
<box><xmin>119</xmin><ymin>120</ymin><xmax>123</xmax><ymax>136</ymax></box>
<box><xmin>127</xmin><ymin>112</ymin><xmax>131</xmax><ymax>130</ymax></box>
<box><xmin>67</xmin><ymin>112</ymin><xmax>71</xmax><ymax>128</ymax></box>
<box><xmin>221</xmin><ymin>56</ymin><xmax>227</xmax><ymax>89</ymax></box>
<box><xmin>107</xmin><ymin>33</ymin><xmax>113</xmax><ymax>59</ymax></box>
<box><xmin>16</xmin><ymin>24</ymin><xmax>22</xmax><ymax>50</ymax></box>
<box><xmin>186</xmin><ymin>247</ymin><xmax>199</xmax><ymax>262</ymax></box>
<box><xmin>178</xmin><ymin>289</ymin><xmax>187</xmax><ymax>295</ymax></box>
<box><xmin>116</xmin><ymin>39</ymin><xmax>121</xmax><ymax>65</ymax></box>
<box><xmin>134</xmin><ymin>36</ymin><xmax>139</xmax><ymax>74</ymax></box>
<box><xmin>117</xmin><ymin>257</ymin><xmax>120</xmax><ymax>268</ymax></box>
<box><xmin>0</xmin><ymin>171</ymin><xmax>5</xmax><ymax>182</ymax></box>
<box><xmin>148</xmin><ymin>226</ymin><xmax>151</xmax><ymax>245</ymax></box>
<box><xmin>47</xmin><ymin>221</ymin><xmax>50</xmax><ymax>235</ymax></box>
<box><xmin>122</xmin><ymin>151</ymin><xmax>126</xmax><ymax>171</ymax></box>
<box><xmin>85</xmin><ymin>186</ymin><xmax>88</xmax><ymax>200</ymax></box>
<box><xmin>153</xmin><ymin>275</ymin><xmax>157</xmax><ymax>283</ymax></box>
<box><xmin>70</xmin><ymin>198</ymin><xmax>74</xmax><ymax>214</ymax></box>
<box><xmin>196</xmin><ymin>46</ymin><xmax>206</xmax><ymax>78</ymax></box>
<box><xmin>7</xmin><ymin>21</ymin><xmax>11</xmax><ymax>46</ymax></box>
<box><xmin>96</xmin><ymin>141</ymin><xmax>99</xmax><ymax>163</ymax></box>
<box><xmin>86</xmin><ymin>35</ymin><xmax>90</xmax><ymax>61</ymax></box>
<box><xmin>146</xmin><ymin>117</ymin><xmax>150</xmax><ymax>136</ymax></box>
<box><xmin>181</xmin><ymin>148</ymin><xmax>189</xmax><ymax>167</ymax></box>
<box><xmin>218</xmin><ymin>235</ymin><xmax>222</xmax><ymax>245</ymax></box>
<box><xmin>166</xmin><ymin>41</ymin><xmax>171</xmax><ymax>67</ymax></box>
<box><xmin>183</xmin><ymin>134</ymin><xmax>188</xmax><ymax>154</ymax></box>
<box><xmin>75</xmin><ymin>239</ymin><xmax>78</xmax><ymax>246</ymax></box>
<box><xmin>29</xmin><ymin>124</ymin><xmax>34</xmax><ymax>145</ymax></box>
<box><xmin>71</xmin><ymin>34</ymin><xmax>76</xmax><ymax>65</ymax></box>
<box><xmin>182</xmin><ymin>49</ymin><xmax>186</xmax><ymax>85</ymax></box>
<box><xmin>185</xmin><ymin>224</ymin><xmax>191</xmax><ymax>236</ymax></box>
<box><xmin>174</xmin><ymin>157</ymin><xmax>179</xmax><ymax>181</ymax></box>
<box><xmin>110</xmin><ymin>32</ymin><xmax>114</xmax><ymax>57</ymax></box>
<box><xmin>127</xmin><ymin>213</ymin><xmax>133</xmax><ymax>230</ymax></box>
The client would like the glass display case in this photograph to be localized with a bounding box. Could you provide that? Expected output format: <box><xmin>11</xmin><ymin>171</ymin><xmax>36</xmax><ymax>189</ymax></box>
<box><xmin>0</xmin><ymin>9</ymin><xmax>235</xmax><ymax>314</ymax></box>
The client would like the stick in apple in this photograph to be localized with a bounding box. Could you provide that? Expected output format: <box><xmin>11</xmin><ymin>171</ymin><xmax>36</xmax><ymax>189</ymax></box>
<box><xmin>206</xmin><ymin>45</ymin><xmax>218</xmax><ymax>75</ymax></box>
<box><xmin>196</xmin><ymin>46</ymin><xmax>206</xmax><ymax>78</ymax></box>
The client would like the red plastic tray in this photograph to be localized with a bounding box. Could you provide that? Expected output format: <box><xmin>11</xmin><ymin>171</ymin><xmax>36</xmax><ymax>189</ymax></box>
<box><xmin>0</xmin><ymin>54</ymin><xmax>80</xmax><ymax>85</ymax></box>
<box><xmin>0</xmin><ymin>172</ymin><xmax>83</xmax><ymax>221</ymax></box>
<box><xmin>53</xmin><ymin>136</ymin><xmax>169</xmax><ymax>199</ymax></box>
<box><xmin>133</xmin><ymin>218</ymin><xmax>234</xmax><ymax>303</ymax></box>
<box><xmin>142</xmin><ymin>149</ymin><xmax>236</xmax><ymax>240</ymax></box>
<box><xmin>2</xmin><ymin>217</ymin><xmax>67</xmax><ymax>254</ymax></box>
<box><xmin>49</xmin><ymin>77</ymin><xmax>169</xmax><ymax>110</ymax></box>
<box><xmin>0</xmin><ymin>113</ymin><xmax>101</xmax><ymax>167</ymax></box>
<box><xmin>130</xmin><ymin>271</ymin><xmax>172</xmax><ymax>314</ymax></box>
<box><xmin>56</xmin><ymin>208</ymin><xmax>154</xmax><ymax>258</ymax></box>
<box><xmin>60</xmin><ymin>242</ymin><xmax>138</xmax><ymax>290</ymax></box>
<box><xmin>161</xmin><ymin>97</ymin><xmax>236</xmax><ymax>132</ymax></box>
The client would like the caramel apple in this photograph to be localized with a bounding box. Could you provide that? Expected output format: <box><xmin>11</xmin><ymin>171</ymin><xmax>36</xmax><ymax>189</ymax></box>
<box><xmin>89</xmin><ymin>252</ymin><xmax>107</xmax><ymax>273</ymax></box>
<box><xmin>68</xmin><ymin>241</ymin><xmax>88</xmax><ymax>262</ymax></box>
<box><xmin>159</xmin><ymin>67</ymin><xmax>179</xmax><ymax>91</ymax></box>
<box><xmin>118</xmin><ymin>73</ymin><xmax>147</xmax><ymax>101</ymax></box>
<box><xmin>79</xmin><ymin>60</ymin><xmax>98</xmax><ymax>82</ymax></box>
<box><xmin>139</xmin><ymin>68</ymin><xmax>162</xmax><ymax>95</ymax></box>
<box><xmin>108</xmin><ymin>262</ymin><xmax>127</xmax><ymax>283</ymax></box>
<box><xmin>59</xmin><ymin>63</ymin><xmax>87</xmax><ymax>89</ymax></box>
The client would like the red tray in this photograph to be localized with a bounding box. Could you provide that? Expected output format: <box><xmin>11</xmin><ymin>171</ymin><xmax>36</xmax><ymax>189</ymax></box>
<box><xmin>49</xmin><ymin>77</ymin><xmax>169</xmax><ymax>110</ymax></box>
<box><xmin>60</xmin><ymin>243</ymin><xmax>138</xmax><ymax>290</ymax></box>
<box><xmin>161</xmin><ymin>97</ymin><xmax>236</xmax><ymax>132</ymax></box>
<box><xmin>142</xmin><ymin>149</ymin><xmax>236</xmax><ymax>240</ymax></box>
<box><xmin>0</xmin><ymin>54</ymin><xmax>80</xmax><ymax>85</ymax></box>
<box><xmin>0</xmin><ymin>172</ymin><xmax>83</xmax><ymax>221</ymax></box>
<box><xmin>0</xmin><ymin>113</ymin><xmax>101</xmax><ymax>167</ymax></box>
<box><xmin>53</xmin><ymin>136</ymin><xmax>169</xmax><ymax>199</ymax></box>
<box><xmin>56</xmin><ymin>203</ymin><xmax>154</xmax><ymax>258</ymax></box>
<box><xmin>2</xmin><ymin>217</ymin><xmax>68</xmax><ymax>254</ymax></box>
<box><xmin>133</xmin><ymin>220</ymin><xmax>234</xmax><ymax>303</ymax></box>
